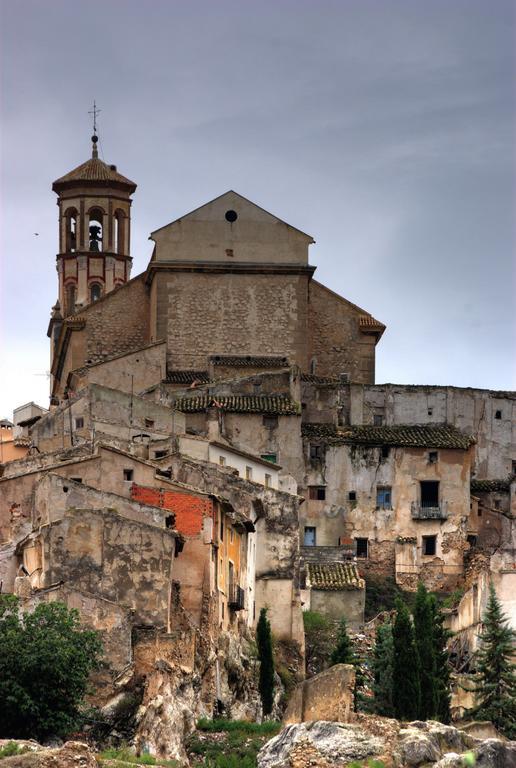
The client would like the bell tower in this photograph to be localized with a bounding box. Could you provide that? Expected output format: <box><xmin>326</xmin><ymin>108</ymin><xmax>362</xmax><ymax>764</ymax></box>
<box><xmin>51</xmin><ymin>131</ymin><xmax>137</xmax><ymax>317</ymax></box>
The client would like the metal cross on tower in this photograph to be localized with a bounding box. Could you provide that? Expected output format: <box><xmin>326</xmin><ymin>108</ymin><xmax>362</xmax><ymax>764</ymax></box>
<box><xmin>88</xmin><ymin>100</ymin><xmax>101</xmax><ymax>134</ymax></box>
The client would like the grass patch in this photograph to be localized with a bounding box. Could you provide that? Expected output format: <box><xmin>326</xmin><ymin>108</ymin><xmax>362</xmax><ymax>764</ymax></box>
<box><xmin>97</xmin><ymin>746</ymin><xmax>178</xmax><ymax>766</ymax></box>
<box><xmin>0</xmin><ymin>742</ymin><xmax>30</xmax><ymax>759</ymax></box>
<box><xmin>189</xmin><ymin>719</ymin><xmax>281</xmax><ymax>767</ymax></box>
<box><xmin>196</xmin><ymin>719</ymin><xmax>280</xmax><ymax>736</ymax></box>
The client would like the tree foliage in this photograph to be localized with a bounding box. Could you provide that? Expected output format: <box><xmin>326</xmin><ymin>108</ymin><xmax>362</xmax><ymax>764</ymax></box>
<box><xmin>0</xmin><ymin>595</ymin><xmax>102</xmax><ymax>740</ymax></box>
<box><xmin>392</xmin><ymin>598</ymin><xmax>421</xmax><ymax>720</ymax></box>
<box><xmin>468</xmin><ymin>583</ymin><xmax>516</xmax><ymax>738</ymax></box>
<box><xmin>413</xmin><ymin>583</ymin><xmax>437</xmax><ymax>720</ymax></box>
<box><xmin>330</xmin><ymin>617</ymin><xmax>355</xmax><ymax>666</ymax></box>
<box><xmin>302</xmin><ymin>610</ymin><xmax>333</xmax><ymax>674</ymax></box>
<box><xmin>429</xmin><ymin>595</ymin><xmax>451</xmax><ymax>724</ymax></box>
<box><xmin>372</xmin><ymin>621</ymin><xmax>394</xmax><ymax>717</ymax></box>
<box><xmin>256</xmin><ymin>608</ymin><xmax>275</xmax><ymax>716</ymax></box>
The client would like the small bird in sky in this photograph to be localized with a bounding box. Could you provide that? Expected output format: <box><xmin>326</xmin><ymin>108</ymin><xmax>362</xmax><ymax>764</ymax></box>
<box><xmin>34</xmin><ymin>233</ymin><xmax>39</xmax><ymax>236</ymax></box>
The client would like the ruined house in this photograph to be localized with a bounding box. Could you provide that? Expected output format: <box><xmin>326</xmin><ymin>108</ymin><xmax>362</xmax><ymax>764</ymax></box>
<box><xmin>0</xmin><ymin>135</ymin><xmax>515</xmax><ymax>751</ymax></box>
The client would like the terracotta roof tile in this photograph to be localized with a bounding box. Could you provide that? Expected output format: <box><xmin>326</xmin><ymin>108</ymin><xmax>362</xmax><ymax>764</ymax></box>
<box><xmin>470</xmin><ymin>478</ymin><xmax>512</xmax><ymax>493</ymax></box>
<box><xmin>301</xmin><ymin>373</ymin><xmax>339</xmax><ymax>385</ymax></box>
<box><xmin>306</xmin><ymin>562</ymin><xmax>364</xmax><ymax>591</ymax></box>
<box><xmin>53</xmin><ymin>158</ymin><xmax>136</xmax><ymax>191</ymax></box>
<box><xmin>166</xmin><ymin>370</ymin><xmax>209</xmax><ymax>385</ymax></box>
<box><xmin>302</xmin><ymin>423</ymin><xmax>474</xmax><ymax>450</ymax></box>
<box><xmin>175</xmin><ymin>394</ymin><xmax>300</xmax><ymax>415</ymax></box>
<box><xmin>359</xmin><ymin>314</ymin><xmax>386</xmax><ymax>331</ymax></box>
<box><xmin>209</xmin><ymin>355</ymin><xmax>289</xmax><ymax>367</ymax></box>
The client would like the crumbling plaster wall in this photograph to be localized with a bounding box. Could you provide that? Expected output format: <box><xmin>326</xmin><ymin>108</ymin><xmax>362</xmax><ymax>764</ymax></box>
<box><xmin>75</xmin><ymin>341</ymin><xmax>166</xmax><ymax>395</ymax></box>
<box><xmin>350</xmin><ymin>384</ymin><xmax>516</xmax><ymax>478</ymax></box>
<box><xmin>303</xmin><ymin>442</ymin><xmax>471</xmax><ymax>590</ymax></box>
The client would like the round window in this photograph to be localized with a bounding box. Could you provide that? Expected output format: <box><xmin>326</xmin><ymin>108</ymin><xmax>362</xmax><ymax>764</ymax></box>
<box><xmin>225</xmin><ymin>210</ymin><xmax>238</xmax><ymax>222</ymax></box>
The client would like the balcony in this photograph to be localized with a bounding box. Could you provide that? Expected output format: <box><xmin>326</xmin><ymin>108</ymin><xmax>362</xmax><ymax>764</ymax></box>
<box><xmin>411</xmin><ymin>501</ymin><xmax>448</xmax><ymax>520</ymax></box>
<box><xmin>228</xmin><ymin>584</ymin><xmax>245</xmax><ymax>611</ymax></box>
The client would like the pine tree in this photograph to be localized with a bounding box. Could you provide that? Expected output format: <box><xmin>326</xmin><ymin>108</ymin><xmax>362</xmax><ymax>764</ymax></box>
<box><xmin>256</xmin><ymin>608</ymin><xmax>275</xmax><ymax>716</ymax></box>
<box><xmin>372</xmin><ymin>621</ymin><xmax>394</xmax><ymax>717</ymax></box>
<box><xmin>413</xmin><ymin>583</ymin><xmax>437</xmax><ymax>719</ymax></box>
<box><xmin>331</xmin><ymin>617</ymin><xmax>355</xmax><ymax>665</ymax></box>
<box><xmin>393</xmin><ymin>598</ymin><xmax>421</xmax><ymax>720</ymax></box>
<box><xmin>428</xmin><ymin>594</ymin><xmax>451</xmax><ymax>724</ymax></box>
<box><xmin>468</xmin><ymin>583</ymin><xmax>516</xmax><ymax>738</ymax></box>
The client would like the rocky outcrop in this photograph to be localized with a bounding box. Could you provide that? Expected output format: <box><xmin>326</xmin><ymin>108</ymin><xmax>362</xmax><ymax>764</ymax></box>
<box><xmin>257</xmin><ymin>718</ymin><xmax>516</xmax><ymax>768</ymax></box>
<box><xmin>0</xmin><ymin>741</ymin><xmax>97</xmax><ymax>767</ymax></box>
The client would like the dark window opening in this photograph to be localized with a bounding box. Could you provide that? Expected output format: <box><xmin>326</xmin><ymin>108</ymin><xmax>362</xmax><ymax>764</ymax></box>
<box><xmin>478</xmin><ymin>507</ymin><xmax>482</xmax><ymax>517</ymax></box>
<box><xmin>261</xmin><ymin>453</ymin><xmax>277</xmax><ymax>464</ymax></box>
<box><xmin>263</xmin><ymin>415</ymin><xmax>278</xmax><ymax>429</ymax></box>
<box><xmin>154</xmin><ymin>450</ymin><xmax>167</xmax><ymax>459</ymax></box>
<box><xmin>123</xmin><ymin>469</ymin><xmax>134</xmax><ymax>482</ymax></box>
<box><xmin>376</xmin><ymin>486</ymin><xmax>392</xmax><ymax>509</ymax></box>
<box><xmin>467</xmin><ymin>535</ymin><xmax>478</xmax><ymax>548</ymax></box>
<box><xmin>90</xmin><ymin>283</ymin><xmax>102</xmax><ymax>302</ymax></box>
<box><xmin>512</xmin><ymin>461</ymin><xmax>516</xmax><ymax>474</ymax></box>
<box><xmin>165</xmin><ymin>515</ymin><xmax>174</xmax><ymax>529</ymax></box>
<box><xmin>494</xmin><ymin>499</ymin><xmax>501</xmax><ymax>510</ymax></box>
<box><xmin>225</xmin><ymin>209</ymin><xmax>238</xmax><ymax>222</ymax></box>
<box><xmin>381</xmin><ymin>445</ymin><xmax>390</xmax><ymax>459</ymax></box>
<box><xmin>373</xmin><ymin>414</ymin><xmax>383</xmax><ymax>426</ymax></box>
<box><xmin>428</xmin><ymin>408</ymin><xmax>433</xmax><ymax>416</ymax></box>
<box><xmin>144</xmin><ymin>418</ymin><xmax>155</xmax><ymax>428</ymax></box>
<box><xmin>422</xmin><ymin>535</ymin><xmax>437</xmax><ymax>556</ymax></box>
<box><xmin>74</xmin><ymin>417</ymin><xmax>84</xmax><ymax>429</ymax></box>
<box><xmin>304</xmin><ymin>526</ymin><xmax>316</xmax><ymax>546</ymax></box>
<box><xmin>88</xmin><ymin>208</ymin><xmax>103</xmax><ymax>251</ymax></box>
<box><xmin>428</xmin><ymin>451</ymin><xmax>438</xmax><ymax>464</ymax></box>
<box><xmin>220</xmin><ymin>518</ymin><xmax>224</xmax><ymax>541</ymax></box>
<box><xmin>70</xmin><ymin>477</ymin><xmax>82</xmax><ymax>484</ymax></box>
<box><xmin>495</xmin><ymin>410</ymin><xmax>502</xmax><ymax>420</ymax></box>
<box><xmin>309</xmin><ymin>486</ymin><xmax>326</xmax><ymax>501</ymax></box>
<box><xmin>355</xmin><ymin>538</ymin><xmax>368</xmax><ymax>558</ymax></box>
<box><xmin>310</xmin><ymin>444</ymin><xmax>322</xmax><ymax>460</ymax></box>
<box><xmin>348</xmin><ymin>491</ymin><xmax>357</xmax><ymax>502</ymax></box>
<box><xmin>420</xmin><ymin>480</ymin><xmax>439</xmax><ymax>507</ymax></box>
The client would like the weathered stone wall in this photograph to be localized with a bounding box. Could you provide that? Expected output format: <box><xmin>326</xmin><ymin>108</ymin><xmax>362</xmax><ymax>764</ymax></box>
<box><xmin>77</xmin><ymin>341</ymin><xmax>166</xmax><ymax>395</ymax></box>
<box><xmin>154</xmin><ymin>271</ymin><xmax>310</xmax><ymax>371</ymax></box>
<box><xmin>309</xmin><ymin>587</ymin><xmax>365</xmax><ymax>627</ymax></box>
<box><xmin>283</xmin><ymin>663</ymin><xmax>355</xmax><ymax>725</ymax></box>
<box><xmin>308</xmin><ymin>281</ymin><xmax>378</xmax><ymax>383</ymax></box>
<box><xmin>350</xmin><ymin>383</ymin><xmax>516</xmax><ymax>478</ymax></box>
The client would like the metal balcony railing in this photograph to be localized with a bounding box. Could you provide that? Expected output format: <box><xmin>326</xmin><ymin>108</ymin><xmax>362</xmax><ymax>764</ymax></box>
<box><xmin>411</xmin><ymin>501</ymin><xmax>448</xmax><ymax>520</ymax></box>
<box><xmin>228</xmin><ymin>584</ymin><xmax>245</xmax><ymax>611</ymax></box>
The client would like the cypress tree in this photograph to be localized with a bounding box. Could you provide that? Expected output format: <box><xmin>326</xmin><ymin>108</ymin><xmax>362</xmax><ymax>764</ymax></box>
<box><xmin>330</xmin><ymin>617</ymin><xmax>354</xmax><ymax>665</ymax></box>
<box><xmin>256</xmin><ymin>608</ymin><xmax>275</xmax><ymax>716</ymax></box>
<box><xmin>393</xmin><ymin>598</ymin><xmax>421</xmax><ymax>720</ymax></box>
<box><xmin>428</xmin><ymin>594</ymin><xmax>451</xmax><ymax>724</ymax></box>
<box><xmin>468</xmin><ymin>583</ymin><xmax>516</xmax><ymax>739</ymax></box>
<box><xmin>372</xmin><ymin>621</ymin><xmax>394</xmax><ymax>717</ymax></box>
<box><xmin>413</xmin><ymin>583</ymin><xmax>437</xmax><ymax>719</ymax></box>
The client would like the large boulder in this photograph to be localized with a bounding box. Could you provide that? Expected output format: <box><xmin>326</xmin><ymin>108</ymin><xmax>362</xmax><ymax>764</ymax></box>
<box><xmin>283</xmin><ymin>664</ymin><xmax>355</xmax><ymax>725</ymax></box>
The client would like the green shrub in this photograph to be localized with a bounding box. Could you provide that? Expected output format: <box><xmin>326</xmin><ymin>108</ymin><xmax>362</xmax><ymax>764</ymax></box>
<box><xmin>0</xmin><ymin>595</ymin><xmax>102</xmax><ymax>741</ymax></box>
<box><xmin>0</xmin><ymin>742</ymin><xmax>30</xmax><ymax>758</ymax></box>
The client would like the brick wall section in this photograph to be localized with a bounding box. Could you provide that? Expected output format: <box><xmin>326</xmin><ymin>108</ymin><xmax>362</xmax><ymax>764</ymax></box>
<box><xmin>82</xmin><ymin>275</ymin><xmax>150</xmax><ymax>366</ymax></box>
<box><xmin>308</xmin><ymin>281</ymin><xmax>377</xmax><ymax>383</ymax></box>
<box><xmin>131</xmin><ymin>483</ymin><xmax>213</xmax><ymax>536</ymax></box>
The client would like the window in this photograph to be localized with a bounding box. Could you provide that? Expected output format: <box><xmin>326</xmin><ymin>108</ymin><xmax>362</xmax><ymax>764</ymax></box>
<box><xmin>154</xmin><ymin>450</ymin><xmax>167</xmax><ymax>459</ymax></box>
<box><xmin>123</xmin><ymin>469</ymin><xmax>134</xmax><ymax>482</ymax></box>
<box><xmin>381</xmin><ymin>446</ymin><xmax>390</xmax><ymax>459</ymax></box>
<box><xmin>310</xmin><ymin>444</ymin><xmax>322</xmax><ymax>460</ymax></box>
<box><xmin>263</xmin><ymin>415</ymin><xmax>278</xmax><ymax>429</ymax></box>
<box><xmin>70</xmin><ymin>477</ymin><xmax>82</xmax><ymax>484</ymax></box>
<box><xmin>245</xmin><ymin>466</ymin><xmax>252</xmax><ymax>481</ymax></box>
<box><xmin>376</xmin><ymin>486</ymin><xmax>392</xmax><ymax>509</ymax></box>
<box><xmin>373</xmin><ymin>414</ymin><xmax>383</xmax><ymax>426</ymax></box>
<box><xmin>309</xmin><ymin>486</ymin><xmax>326</xmax><ymax>501</ymax></box>
<box><xmin>304</xmin><ymin>526</ymin><xmax>316</xmax><ymax>546</ymax></box>
<box><xmin>422</xmin><ymin>535</ymin><xmax>437</xmax><ymax>556</ymax></box>
<box><xmin>310</xmin><ymin>358</ymin><xmax>317</xmax><ymax>374</ymax></box>
<box><xmin>428</xmin><ymin>451</ymin><xmax>438</xmax><ymax>464</ymax></box>
<box><xmin>512</xmin><ymin>461</ymin><xmax>516</xmax><ymax>474</ymax></box>
<box><xmin>165</xmin><ymin>515</ymin><xmax>174</xmax><ymax>529</ymax></box>
<box><xmin>261</xmin><ymin>453</ymin><xmax>277</xmax><ymax>464</ymax></box>
<box><xmin>144</xmin><ymin>418</ymin><xmax>155</xmax><ymax>428</ymax></box>
<box><xmin>74</xmin><ymin>417</ymin><xmax>84</xmax><ymax>429</ymax></box>
<box><xmin>494</xmin><ymin>499</ymin><xmax>501</xmax><ymax>510</ymax></box>
<box><xmin>427</xmin><ymin>408</ymin><xmax>433</xmax><ymax>417</ymax></box>
<box><xmin>90</xmin><ymin>283</ymin><xmax>102</xmax><ymax>302</ymax></box>
<box><xmin>420</xmin><ymin>481</ymin><xmax>439</xmax><ymax>508</ymax></box>
<box><xmin>355</xmin><ymin>538</ymin><xmax>368</xmax><ymax>558</ymax></box>
<box><xmin>495</xmin><ymin>410</ymin><xmax>502</xmax><ymax>420</ymax></box>
<box><xmin>348</xmin><ymin>491</ymin><xmax>357</xmax><ymax>502</ymax></box>
<box><xmin>264</xmin><ymin>474</ymin><xmax>271</xmax><ymax>488</ymax></box>
<box><xmin>219</xmin><ymin>456</ymin><xmax>226</xmax><ymax>466</ymax></box>
<box><xmin>467</xmin><ymin>534</ymin><xmax>478</xmax><ymax>548</ymax></box>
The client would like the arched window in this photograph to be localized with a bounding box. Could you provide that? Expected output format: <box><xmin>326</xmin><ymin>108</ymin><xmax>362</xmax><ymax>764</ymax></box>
<box><xmin>114</xmin><ymin>210</ymin><xmax>125</xmax><ymax>254</ymax></box>
<box><xmin>88</xmin><ymin>208</ymin><xmax>104</xmax><ymax>252</ymax></box>
<box><xmin>65</xmin><ymin>209</ymin><xmax>77</xmax><ymax>252</ymax></box>
<box><xmin>310</xmin><ymin>357</ymin><xmax>317</xmax><ymax>375</ymax></box>
<box><xmin>90</xmin><ymin>283</ymin><xmax>102</xmax><ymax>302</ymax></box>
<box><xmin>65</xmin><ymin>284</ymin><xmax>76</xmax><ymax>315</ymax></box>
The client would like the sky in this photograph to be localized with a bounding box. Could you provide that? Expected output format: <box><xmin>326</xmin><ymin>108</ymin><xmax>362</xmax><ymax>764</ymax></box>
<box><xmin>0</xmin><ymin>0</ymin><xmax>514</xmax><ymax>418</ymax></box>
